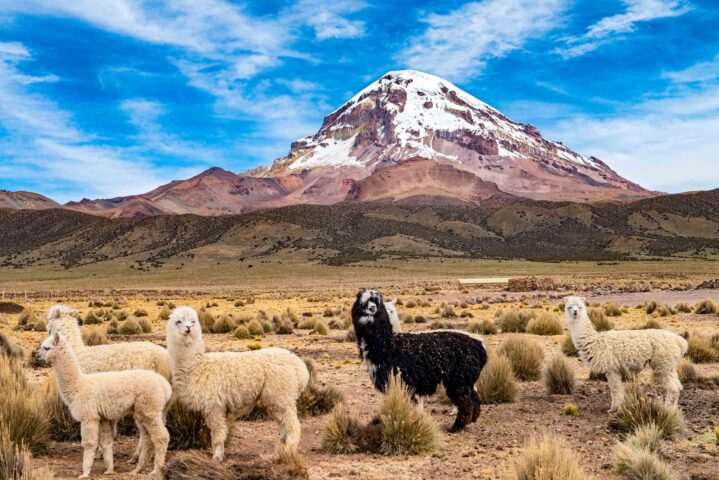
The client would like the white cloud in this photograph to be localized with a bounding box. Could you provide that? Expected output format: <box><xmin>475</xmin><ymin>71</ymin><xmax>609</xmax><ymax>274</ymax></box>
<box><xmin>0</xmin><ymin>41</ymin><xmax>29</xmax><ymax>57</ymax></box>
<box><xmin>557</xmin><ymin>0</ymin><xmax>690</xmax><ymax>58</ymax></box>
<box><xmin>544</xmin><ymin>83</ymin><xmax>719</xmax><ymax>192</ymax></box>
<box><xmin>294</xmin><ymin>0</ymin><xmax>366</xmax><ymax>39</ymax></box>
<box><xmin>398</xmin><ymin>0</ymin><xmax>565</xmax><ymax>82</ymax></box>
<box><xmin>663</xmin><ymin>54</ymin><xmax>719</xmax><ymax>84</ymax></box>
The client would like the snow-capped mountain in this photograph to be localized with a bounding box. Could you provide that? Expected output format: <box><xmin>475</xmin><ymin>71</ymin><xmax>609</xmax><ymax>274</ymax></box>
<box><xmin>265</xmin><ymin>70</ymin><xmax>650</xmax><ymax>202</ymax></box>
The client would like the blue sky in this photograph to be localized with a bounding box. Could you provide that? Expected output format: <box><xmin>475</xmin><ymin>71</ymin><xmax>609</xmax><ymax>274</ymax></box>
<box><xmin>0</xmin><ymin>0</ymin><xmax>718</xmax><ymax>202</ymax></box>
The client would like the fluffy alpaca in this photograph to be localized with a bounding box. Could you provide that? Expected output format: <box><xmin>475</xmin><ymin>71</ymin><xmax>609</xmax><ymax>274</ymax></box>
<box><xmin>39</xmin><ymin>332</ymin><xmax>171</xmax><ymax>478</ymax></box>
<box><xmin>564</xmin><ymin>296</ymin><xmax>688</xmax><ymax>412</ymax></box>
<box><xmin>166</xmin><ymin>307</ymin><xmax>310</xmax><ymax>461</ymax></box>
<box><xmin>384</xmin><ymin>299</ymin><xmax>401</xmax><ymax>332</ymax></box>
<box><xmin>47</xmin><ymin>305</ymin><xmax>171</xmax><ymax>379</ymax></box>
<box><xmin>351</xmin><ymin>289</ymin><xmax>488</xmax><ymax>432</ymax></box>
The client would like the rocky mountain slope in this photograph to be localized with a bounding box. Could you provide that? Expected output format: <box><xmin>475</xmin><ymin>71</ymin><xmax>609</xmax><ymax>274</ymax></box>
<box><xmin>0</xmin><ymin>190</ymin><xmax>60</xmax><ymax>210</ymax></box>
<box><xmin>4</xmin><ymin>69</ymin><xmax>653</xmax><ymax>218</ymax></box>
<box><xmin>2</xmin><ymin>189</ymin><xmax>716</xmax><ymax>269</ymax></box>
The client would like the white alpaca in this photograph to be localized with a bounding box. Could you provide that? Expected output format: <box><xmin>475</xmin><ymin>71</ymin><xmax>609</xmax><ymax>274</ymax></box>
<box><xmin>564</xmin><ymin>296</ymin><xmax>688</xmax><ymax>412</ymax></box>
<box><xmin>39</xmin><ymin>332</ymin><xmax>171</xmax><ymax>478</ymax></box>
<box><xmin>166</xmin><ymin>307</ymin><xmax>310</xmax><ymax>461</ymax></box>
<box><xmin>47</xmin><ymin>305</ymin><xmax>171</xmax><ymax>379</ymax></box>
<box><xmin>384</xmin><ymin>299</ymin><xmax>401</xmax><ymax>332</ymax></box>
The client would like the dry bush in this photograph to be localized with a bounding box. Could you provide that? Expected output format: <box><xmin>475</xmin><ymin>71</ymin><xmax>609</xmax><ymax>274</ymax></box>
<box><xmin>561</xmin><ymin>335</ymin><xmax>578</xmax><ymax>357</ymax></box>
<box><xmin>543</xmin><ymin>356</ymin><xmax>576</xmax><ymax>395</ymax></box>
<box><xmin>514</xmin><ymin>434</ymin><xmax>589</xmax><ymax>480</ymax></box>
<box><xmin>614</xmin><ymin>443</ymin><xmax>676</xmax><ymax>480</ymax></box>
<box><xmin>297</xmin><ymin>362</ymin><xmax>343</xmax><ymax>417</ymax></box>
<box><xmin>499</xmin><ymin>336</ymin><xmax>544</xmax><ymax>381</ymax></box>
<box><xmin>0</xmin><ymin>356</ymin><xmax>49</xmax><ymax>455</ymax></box>
<box><xmin>604</xmin><ymin>302</ymin><xmax>623</xmax><ymax>317</ymax></box>
<box><xmin>468</xmin><ymin>319</ymin><xmax>496</xmax><ymax>335</ymax></box>
<box><xmin>82</xmin><ymin>311</ymin><xmax>102</xmax><ymax>325</ymax></box>
<box><xmin>0</xmin><ymin>331</ymin><xmax>23</xmax><ymax>359</ymax></box>
<box><xmin>645</xmin><ymin>301</ymin><xmax>658</xmax><ymax>315</ymax></box>
<box><xmin>0</xmin><ymin>429</ymin><xmax>55</xmax><ymax>480</ymax></box>
<box><xmin>158</xmin><ymin>306</ymin><xmax>172</xmax><ymax>320</ymax></box>
<box><xmin>162</xmin><ymin>449</ymin><xmax>307</xmax><ymax>480</ymax></box>
<box><xmin>638</xmin><ymin>319</ymin><xmax>663</xmax><ymax>330</ymax></box>
<box><xmin>118</xmin><ymin>318</ymin><xmax>142</xmax><ymax>335</ymax></box>
<box><xmin>611</xmin><ymin>383</ymin><xmax>684</xmax><ymax>438</ymax></box>
<box><xmin>312</xmin><ymin>319</ymin><xmax>329</xmax><ymax>336</ymax></box>
<box><xmin>233</xmin><ymin>325</ymin><xmax>251</xmax><ymax>340</ymax></box>
<box><xmin>345</xmin><ymin>327</ymin><xmax>356</xmax><ymax>342</ymax></box>
<box><xmin>656</xmin><ymin>305</ymin><xmax>676</xmax><ymax>317</ymax></box>
<box><xmin>674</xmin><ymin>303</ymin><xmax>692</xmax><ymax>313</ymax></box>
<box><xmin>166</xmin><ymin>402</ymin><xmax>212</xmax><ymax>450</ymax></box>
<box><xmin>495</xmin><ymin>309</ymin><xmax>534</xmax><ymax>333</ymax></box>
<box><xmin>694</xmin><ymin>299</ymin><xmax>717</xmax><ymax>315</ymax></box>
<box><xmin>246</xmin><ymin>319</ymin><xmax>264</xmax><ymax>336</ymax></box>
<box><xmin>133</xmin><ymin>308</ymin><xmax>148</xmax><ymax>317</ymax></box>
<box><xmin>38</xmin><ymin>376</ymin><xmax>80</xmax><ymax>441</ymax></box>
<box><xmin>526</xmin><ymin>311</ymin><xmax>563</xmax><ymax>336</ymax></box>
<box><xmin>476</xmin><ymin>354</ymin><xmax>517</xmax><ymax>404</ymax></box>
<box><xmin>625</xmin><ymin>423</ymin><xmax>663</xmax><ymax>454</ymax></box>
<box><xmin>81</xmin><ymin>329</ymin><xmax>108</xmax><ymax>346</ymax></box>
<box><xmin>686</xmin><ymin>333</ymin><xmax>718</xmax><ymax>363</ymax></box>
<box><xmin>198</xmin><ymin>310</ymin><xmax>214</xmax><ymax>333</ymax></box>
<box><xmin>563</xmin><ymin>403</ymin><xmax>577</xmax><ymax>416</ymax></box>
<box><xmin>441</xmin><ymin>306</ymin><xmax>457</xmax><ymax>318</ymax></box>
<box><xmin>322</xmin><ymin>308</ymin><xmax>335</xmax><ymax>318</ymax></box>
<box><xmin>589</xmin><ymin>308</ymin><xmax>614</xmax><ymax>331</ymax></box>
<box><xmin>138</xmin><ymin>317</ymin><xmax>152</xmax><ymax>333</ymax></box>
<box><xmin>403</xmin><ymin>314</ymin><xmax>415</xmax><ymax>324</ymax></box>
<box><xmin>676</xmin><ymin>359</ymin><xmax>700</xmax><ymax>384</ymax></box>
<box><xmin>261</xmin><ymin>320</ymin><xmax>273</xmax><ymax>334</ymax></box>
<box><xmin>211</xmin><ymin>315</ymin><xmax>235</xmax><ymax>334</ymax></box>
<box><xmin>321</xmin><ymin>404</ymin><xmax>361</xmax><ymax>454</ymax></box>
<box><xmin>379</xmin><ymin>374</ymin><xmax>440</xmax><ymax>456</ymax></box>
<box><xmin>297</xmin><ymin>319</ymin><xmax>316</xmax><ymax>330</ymax></box>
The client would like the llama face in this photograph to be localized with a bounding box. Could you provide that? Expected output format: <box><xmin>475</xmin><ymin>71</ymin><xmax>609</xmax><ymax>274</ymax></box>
<box><xmin>169</xmin><ymin>307</ymin><xmax>200</xmax><ymax>339</ymax></box>
<box><xmin>355</xmin><ymin>289</ymin><xmax>383</xmax><ymax>323</ymax></box>
<box><xmin>564</xmin><ymin>296</ymin><xmax>586</xmax><ymax>322</ymax></box>
<box><xmin>38</xmin><ymin>332</ymin><xmax>64</xmax><ymax>362</ymax></box>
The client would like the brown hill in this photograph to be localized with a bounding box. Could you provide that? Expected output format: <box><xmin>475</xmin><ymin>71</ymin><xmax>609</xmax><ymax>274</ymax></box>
<box><xmin>0</xmin><ymin>190</ymin><xmax>60</xmax><ymax>210</ymax></box>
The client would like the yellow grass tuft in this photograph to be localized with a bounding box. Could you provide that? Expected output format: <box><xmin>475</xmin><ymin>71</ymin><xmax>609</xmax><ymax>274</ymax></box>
<box><xmin>476</xmin><ymin>354</ymin><xmax>517</xmax><ymax>404</ymax></box>
<box><xmin>499</xmin><ymin>336</ymin><xmax>544</xmax><ymax>381</ymax></box>
<box><xmin>526</xmin><ymin>311</ymin><xmax>563</xmax><ymax>336</ymax></box>
<box><xmin>514</xmin><ymin>434</ymin><xmax>589</xmax><ymax>480</ymax></box>
<box><xmin>543</xmin><ymin>356</ymin><xmax>576</xmax><ymax>395</ymax></box>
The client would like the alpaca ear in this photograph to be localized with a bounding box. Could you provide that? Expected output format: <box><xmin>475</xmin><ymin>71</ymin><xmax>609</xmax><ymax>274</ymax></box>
<box><xmin>388</xmin><ymin>299</ymin><xmax>397</xmax><ymax>306</ymax></box>
<box><xmin>52</xmin><ymin>331</ymin><xmax>61</xmax><ymax>346</ymax></box>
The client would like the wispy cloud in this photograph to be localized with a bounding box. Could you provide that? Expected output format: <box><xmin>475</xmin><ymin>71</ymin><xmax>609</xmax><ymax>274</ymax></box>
<box><xmin>398</xmin><ymin>0</ymin><xmax>565</xmax><ymax>82</ymax></box>
<box><xmin>663</xmin><ymin>54</ymin><xmax>719</xmax><ymax>84</ymax></box>
<box><xmin>557</xmin><ymin>0</ymin><xmax>690</xmax><ymax>58</ymax></box>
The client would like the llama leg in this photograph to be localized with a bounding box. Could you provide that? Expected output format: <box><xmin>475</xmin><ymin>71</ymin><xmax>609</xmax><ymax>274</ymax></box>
<box><xmin>99</xmin><ymin>420</ymin><xmax>114</xmax><ymax>474</ymax></box>
<box><xmin>80</xmin><ymin>420</ymin><xmax>100</xmax><ymax>479</ymax></box>
<box><xmin>657</xmin><ymin>367</ymin><xmax>683</xmax><ymax>406</ymax></box>
<box><xmin>205</xmin><ymin>409</ymin><xmax>228</xmax><ymax>462</ymax></box>
<box><xmin>143</xmin><ymin>415</ymin><xmax>170</xmax><ymax>475</ymax></box>
<box><xmin>131</xmin><ymin>421</ymin><xmax>151</xmax><ymax>475</ymax></box>
<box><xmin>269</xmin><ymin>402</ymin><xmax>302</xmax><ymax>457</ymax></box>
<box><xmin>446</xmin><ymin>385</ymin><xmax>473</xmax><ymax>433</ymax></box>
<box><xmin>128</xmin><ymin>418</ymin><xmax>143</xmax><ymax>464</ymax></box>
<box><xmin>606</xmin><ymin>372</ymin><xmax>625</xmax><ymax>413</ymax></box>
<box><xmin>470</xmin><ymin>388</ymin><xmax>481</xmax><ymax>423</ymax></box>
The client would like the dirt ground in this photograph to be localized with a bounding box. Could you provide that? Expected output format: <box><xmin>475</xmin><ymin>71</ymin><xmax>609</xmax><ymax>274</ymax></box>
<box><xmin>3</xmin><ymin>280</ymin><xmax>719</xmax><ymax>480</ymax></box>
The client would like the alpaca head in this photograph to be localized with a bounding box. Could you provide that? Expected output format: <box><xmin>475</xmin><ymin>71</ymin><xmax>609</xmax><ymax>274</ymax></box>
<box><xmin>563</xmin><ymin>296</ymin><xmax>588</xmax><ymax>327</ymax></box>
<box><xmin>352</xmin><ymin>289</ymin><xmax>386</xmax><ymax>323</ymax></box>
<box><xmin>167</xmin><ymin>306</ymin><xmax>202</xmax><ymax>345</ymax></box>
<box><xmin>46</xmin><ymin>305</ymin><xmax>79</xmax><ymax>332</ymax></box>
<box><xmin>38</xmin><ymin>331</ymin><xmax>69</xmax><ymax>363</ymax></box>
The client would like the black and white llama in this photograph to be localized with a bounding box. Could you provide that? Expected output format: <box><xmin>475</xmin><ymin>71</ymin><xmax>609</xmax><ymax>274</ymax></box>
<box><xmin>351</xmin><ymin>288</ymin><xmax>488</xmax><ymax>432</ymax></box>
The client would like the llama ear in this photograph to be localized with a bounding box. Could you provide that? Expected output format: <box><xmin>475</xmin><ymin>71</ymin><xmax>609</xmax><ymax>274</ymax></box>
<box><xmin>52</xmin><ymin>331</ymin><xmax>61</xmax><ymax>345</ymax></box>
<box><xmin>388</xmin><ymin>298</ymin><xmax>397</xmax><ymax>305</ymax></box>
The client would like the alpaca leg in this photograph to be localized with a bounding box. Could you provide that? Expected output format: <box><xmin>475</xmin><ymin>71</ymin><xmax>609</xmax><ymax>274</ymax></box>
<box><xmin>269</xmin><ymin>402</ymin><xmax>302</xmax><ymax>457</ymax></box>
<box><xmin>657</xmin><ymin>367</ymin><xmax>683</xmax><ymax>406</ymax></box>
<box><xmin>80</xmin><ymin>420</ymin><xmax>100</xmax><ymax>479</ymax></box>
<box><xmin>131</xmin><ymin>421</ymin><xmax>151</xmax><ymax>475</ymax></box>
<box><xmin>469</xmin><ymin>389</ymin><xmax>481</xmax><ymax>423</ymax></box>
<box><xmin>143</xmin><ymin>415</ymin><xmax>170</xmax><ymax>475</ymax></box>
<box><xmin>99</xmin><ymin>420</ymin><xmax>114</xmax><ymax>475</ymax></box>
<box><xmin>606</xmin><ymin>372</ymin><xmax>625</xmax><ymax>413</ymax></box>
<box><xmin>205</xmin><ymin>409</ymin><xmax>228</xmax><ymax>462</ymax></box>
<box><xmin>446</xmin><ymin>385</ymin><xmax>473</xmax><ymax>433</ymax></box>
<box><xmin>128</xmin><ymin>418</ymin><xmax>143</xmax><ymax>464</ymax></box>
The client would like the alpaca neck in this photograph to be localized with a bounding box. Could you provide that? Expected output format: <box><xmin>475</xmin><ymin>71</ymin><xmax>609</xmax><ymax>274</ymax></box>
<box><xmin>167</xmin><ymin>334</ymin><xmax>205</xmax><ymax>376</ymax></box>
<box><xmin>567</xmin><ymin>315</ymin><xmax>598</xmax><ymax>348</ymax></box>
<box><xmin>52</xmin><ymin>319</ymin><xmax>85</xmax><ymax>352</ymax></box>
<box><xmin>356</xmin><ymin>323</ymin><xmax>393</xmax><ymax>365</ymax></box>
<box><xmin>51</xmin><ymin>345</ymin><xmax>83</xmax><ymax>405</ymax></box>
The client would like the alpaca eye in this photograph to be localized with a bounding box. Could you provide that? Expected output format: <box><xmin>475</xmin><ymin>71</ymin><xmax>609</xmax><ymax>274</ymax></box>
<box><xmin>175</xmin><ymin>320</ymin><xmax>181</xmax><ymax>325</ymax></box>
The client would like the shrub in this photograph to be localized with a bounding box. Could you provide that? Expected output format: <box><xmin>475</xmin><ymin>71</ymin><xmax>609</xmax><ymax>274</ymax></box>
<box><xmin>83</xmin><ymin>311</ymin><xmax>102</xmax><ymax>325</ymax></box>
<box><xmin>246</xmin><ymin>343</ymin><xmax>261</xmax><ymax>351</ymax></box>
<box><xmin>677</xmin><ymin>359</ymin><xmax>700</xmax><ymax>383</ymax></box>
<box><xmin>165</xmin><ymin>402</ymin><xmax>211</xmax><ymax>450</ymax></box>
<box><xmin>514</xmin><ymin>434</ymin><xmax>588</xmax><ymax>480</ymax></box>
<box><xmin>611</xmin><ymin>383</ymin><xmax>684</xmax><ymax>438</ymax></box>
<box><xmin>614</xmin><ymin>442</ymin><xmax>676</xmax><ymax>480</ymax></box>
<box><xmin>625</xmin><ymin>423</ymin><xmax>663</xmax><ymax>454</ymax></box>
<box><xmin>645</xmin><ymin>301</ymin><xmax>658</xmax><ymax>314</ymax></box>
<box><xmin>589</xmin><ymin>308</ymin><xmax>614</xmax><ymax>331</ymax></box>
<box><xmin>16</xmin><ymin>309</ymin><xmax>36</xmax><ymax>328</ymax></box>
<box><xmin>476</xmin><ymin>354</ymin><xmax>517</xmax><ymax>404</ymax></box>
<box><xmin>162</xmin><ymin>449</ymin><xmax>307</xmax><ymax>480</ymax></box>
<box><xmin>0</xmin><ymin>429</ymin><xmax>54</xmax><ymax>480</ymax></box>
<box><xmin>604</xmin><ymin>302</ymin><xmax>623</xmax><ymax>317</ymax></box>
<box><xmin>495</xmin><ymin>309</ymin><xmax>533</xmax><ymax>333</ymax></box>
<box><xmin>563</xmin><ymin>403</ymin><xmax>578</xmax><ymax>416</ymax></box>
<box><xmin>298</xmin><ymin>382</ymin><xmax>343</xmax><ymax>418</ymax></box>
<box><xmin>499</xmin><ymin>336</ymin><xmax>544</xmax><ymax>381</ymax></box>
<box><xmin>345</xmin><ymin>327</ymin><xmax>356</xmax><ymax>342</ymax></box>
<box><xmin>81</xmin><ymin>330</ymin><xmax>108</xmax><ymax>346</ymax></box>
<box><xmin>526</xmin><ymin>311</ymin><xmax>563</xmax><ymax>335</ymax></box>
<box><xmin>694</xmin><ymin>299</ymin><xmax>717</xmax><ymax>315</ymax></box>
<box><xmin>468</xmin><ymin>319</ymin><xmax>496</xmax><ymax>335</ymax></box>
<box><xmin>321</xmin><ymin>404</ymin><xmax>361</xmax><ymax>454</ymax></box>
<box><xmin>275</xmin><ymin>321</ymin><xmax>294</xmax><ymax>335</ymax></box>
<box><xmin>133</xmin><ymin>308</ymin><xmax>148</xmax><ymax>317</ymax></box>
<box><xmin>233</xmin><ymin>326</ymin><xmax>251</xmax><ymax>340</ymax></box>
<box><xmin>234</xmin><ymin>300</ymin><xmax>245</xmax><ymax>307</ymax></box>
<box><xmin>312</xmin><ymin>319</ymin><xmax>329</xmax><ymax>336</ymax></box>
<box><xmin>298</xmin><ymin>318</ymin><xmax>316</xmax><ymax>330</ymax></box>
<box><xmin>115</xmin><ymin>310</ymin><xmax>128</xmax><ymax>321</ymax></box>
<box><xmin>686</xmin><ymin>333</ymin><xmax>718</xmax><ymax>363</ymax></box>
<box><xmin>323</xmin><ymin>308</ymin><xmax>335</xmax><ymax>318</ymax></box>
<box><xmin>414</xmin><ymin>315</ymin><xmax>427</xmax><ymax>324</ymax></box>
<box><xmin>403</xmin><ymin>314</ymin><xmax>415</xmax><ymax>324</ymax></box>
<box><xmin>656</xmin><ymin>305</ymin><xmax>675</xmax><ymax>317</ymax></box>
<box><xmin>198</xmin><ymin>310</ymin><xmax>214</xmax><ymax>333</ymax></box>
<box><xmin>639</xmin><ymin>319</ymin><xmax>663</xmax><ymax>330</ymax></box>
<box><xmin>138</xmin><ymin>317</ymin><xmax>152</xmax><ymax>333</ymax></box>
<box><xmin>674</xmin><ymin>302</ymin><xmax>692</xmax><ymax>313</ymax></box>
<box><xmin>246</xmin><ymin>319</ymin><xmax>264</xmax><ymax>336</ymax></box>
<box><xmin>0</xmin><ymin>331</ymin><xmax>23</xmax><ymax>359</ymax></box>
<box><xmin>211</xmin><ymin>315</ymin><xmax>234</xmax><ymax>334</ymax></box>
<box><xmin>118</xmin><ymin>319</ymin><xmax>142</xmax><ymax>335</ymax></box>
<box><xmin>106</xmin><ymin>319</ymin><xmax>119</xmax><ymax>335</ymax></box>
<box><xmin>38</xmin><ymin>375</ymin><xmax>80</xmax><ymax>441</ymax></box>
<box><xmin>561</xmin><ymin>335</ymin><xmax>578</xmax><ymax>357</ymax></box>
<box><xmin>380</xmin><ymin>375</ymin><xmax>440</xmax><ymax>456</ymax></box>
<box><xmin>441</xmin><ymin>306</ymin><xmax>456</xmax><ymax>318</ymax></box>
<box><xmin>261</xmin><ymin>320</ymin><xmax>273</xmax><ymax>334</ymax></box>
<box><xmin>158</xmin><ymin>306</ymin><xmax>171</xmax><ymax>320</ymax></box>
<box><xmin>543</xmin><ymin>356</ymin><xmax>576</xmax><ymax>395</ymax></box>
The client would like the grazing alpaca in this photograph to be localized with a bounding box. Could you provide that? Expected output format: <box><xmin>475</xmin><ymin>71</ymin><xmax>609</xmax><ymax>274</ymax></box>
<box><xmin>564</xmin><ymin>296</ymin><xmax>688</xmax><ymax>412</ymax></box>
<box><xmin>166</xmin><ymin>307</ymin><xmax>309</xmax><ymax>461</ymax></box>
<box><xmin>39</xmin><ymin>332</ymin><xmax>171</xmax><ymax>478</ymax></box>
<box><xmin>351</xmin><ymin>289</ymin><xmax>488</xmax><ymax>432</ymax></box>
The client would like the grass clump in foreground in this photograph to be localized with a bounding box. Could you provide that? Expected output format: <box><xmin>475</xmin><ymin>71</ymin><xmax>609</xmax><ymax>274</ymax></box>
<box><xmin>514</xmin><ymin>434</ymin><xmax>589</xmax><ymax>480</ymax></box>
<box><xmin>0</xmin><ymin>429</ymin><xmax>55</xmax><ymax>480</ymax></box>
<box><xmin>476</xmin><ymin>354</ymin><xmax>517</xmax><ymax>404</ymax></box>
<box><xmin>543</xmin><ymin>356</ymin><xmax>576</xmax><ymax>395</ymax></box>
<box><xmin>561</xmin><ymin>335</ymin><xmax>578</xmax><ymax>357</ymax></box>
<box><xmin>468</xmin><ymin>319</ymin><xmax>497</xmax><ymax>335</ymax></box>
<box><xmin>526</xmin><ymin>311</ymin><xmax>563</xmax><ymax>335</ymax></box>
<box><xmin>589</xmin><ymin>308</ymin><xmax>614</xmax><ymax>331</ymax></box>
<box><xmin>614</xmin><ymin>423</ymin><xmax>677</xmax><ymax>480</ymax></box>
<box><xmin>163</xmin><ymin>449</ymin><xmax>308</xmax><ymax>480</ymax></box>
<box><xmin>166</xmin><ymin>402</ymin><xmax>212</xmax><ymax>450</ymax></box>
<box><xmin>38</xmin><ymin>375</ymin><xmax>80</xmax><ymax>442</ymax></box>
<box><xmin>685</xmin><ymin>332</ymin><xmax>718</xmax><ymax>363</ymax></box>
<box><xmin>321</xmin><ymin>375</ymin><xmax>440</xmax><ymax>456</ymax></box>
<box><xmin>499</xmin><ymin>336</ymin><xmax>544</xmax><ymax>381</ymax></box>
<box><xmin>610</xmin><ymin>383</ymin><xmax>684</xmax><ymax>439</ymax></box>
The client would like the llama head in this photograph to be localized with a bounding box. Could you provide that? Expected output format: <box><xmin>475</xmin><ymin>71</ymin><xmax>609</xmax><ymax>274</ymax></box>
<box><xmin>351</xmin><ymin>288</ymin><xmax>393</xmax><ymax>330</ymax></box>
<box><xmin>563</xmin><ymin>296</ymin><xmax>587</xmax><ymax>325</ymax></box>
<box><xmin>167</xmin><ymin>306</ymin><xmax>202</xmax><ymax>345</ymax></box>
<box><xmin>46</xmin><ymin>305</ymin><xmax>79</xmax><ymax>332</ymax></box>
<box><xmin>38</xmin><ymin>331</ymin><xmax>68</xmax><ymax>363</ymax></box>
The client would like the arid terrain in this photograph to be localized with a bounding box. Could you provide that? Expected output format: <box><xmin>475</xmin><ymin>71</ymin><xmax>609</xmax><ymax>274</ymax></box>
<box><xmin>1</xmin><ymin>260</ymin><xmax>718</xmax><ymax>480</ymax></box>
